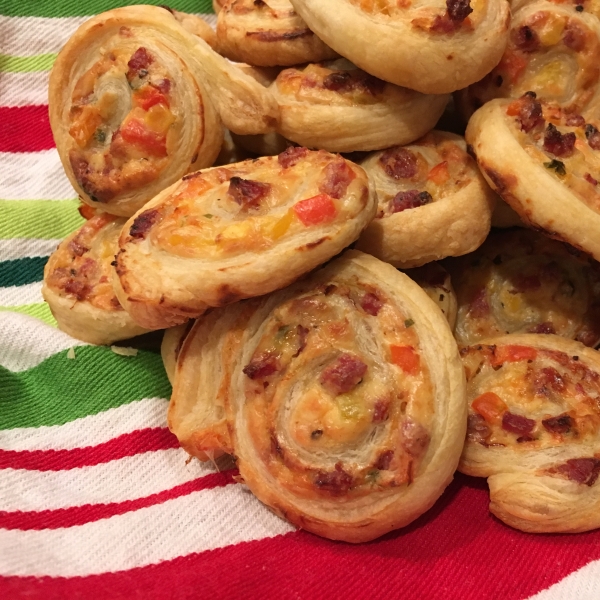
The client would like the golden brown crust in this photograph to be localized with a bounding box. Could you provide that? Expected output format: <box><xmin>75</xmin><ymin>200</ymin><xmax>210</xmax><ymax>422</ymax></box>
<box><xmin>446</xmin><ymin>228</ymin><xmax>600</xmax><ymax>348</ymax></box>
<box><xmin>355</xmin><ymin>131</ymin><xmax>496</xmax><ymax>268</ymax></box>
<box><xmin>49</xmin><ymin>6</ymin><xmax>224</xmax><ymax>217</ymax></box>
<box><xmin>169</xmin><ymin>250</ymin><xmax>466</xmax><ymax>541</ymax></box>
<box><xmin>466</xmin><ymin>95</ymin><xmax>600</xmax><ymax>262</ymax></box>
<box><xmin>269</xmin><ymin>59</ymin><xmax>450</xmax><ymax>152</ymax></box>
<box><xmin>42</xmin><ymin>213</ymin><xmax>149</xmax><ymax>345</ymax></box>
<box><xmin>114</xmin><ymin>149</ymin><xmax>377</xmax><ymax>329</ymax></box>
<box><xmin>161</xmin><ymin>322</ymin><xmax>194</xmax><ymax>384</ymax></box>
<box><xmin>455</xmin><ymin>1</ymin><xmax>600</xmax><ymax>122</ymax></box>
<box><xmin>216</xmin><ymin>0</ymin><xmax>338</xmax><ymax>67</ymax></box>
<box><xmin>230</xmin><ymin>250</ymin><xmax>466</xmax><ymax>542</ymax></box>
<box><xmin>290</xmin><ymin>0</ymin><xmax>511</xmax><ymax>94</ymax></box>
<box><xmin>460</xmin><ymin>333</ymin><xmax>600</xmax><ymax>533</ymax></box>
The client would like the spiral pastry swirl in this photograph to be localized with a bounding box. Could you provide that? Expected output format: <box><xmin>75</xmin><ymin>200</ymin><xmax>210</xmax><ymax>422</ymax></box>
<box><xmin>289</xmin><ymin>0</ymin><xmax>510</xmax><ymax>94</ymax></box>
<box><xmin>269</xmin><ymin>59</ymin><xmax>450</xmax><ymax>153</ymax></box>
<box><xmin>49</xmin><ymin>6</ymin><xmax>224</xmax><ymax>217</ymax></box>
<box><xmin>355</xmin><ymin>131</ymin><xmax>496</xmax><ymax>268</ymax></box>
<box><xmin>446</xmin><ymin>228</ymin><xmax>600</xmax><ymax>348</ymax></box>
<box><xmin>216</xmin><ymin>0</ymin><xmax>338</xmax><ymax>67</ymax></box>
<box><xmin>466</xmin><ymin>94</ymin><xmax>600</xmax><ymax>262</ymax></box>
<box><xmin>42</xmin><ymin>213</ymin><xmax>149</xmax><ymax>345</ymax></box>
<box><xmin>456</xmin><ymin>1</ymin><xmax>600</xmax><ymax>120</ymax></box>
<box><xmin>114</xmin><ymin>149</ymin><xmax>376</xmax><ymax>329</ymax></box>
<box><xmin>184</xmin><ymin>251</ymin><xmax>465</xmax><ymax>542</ymax></box>
<box><xmin>461</xmin><ymin>334</ymin><xmax>600</xmax><ymax>533</ymax></box>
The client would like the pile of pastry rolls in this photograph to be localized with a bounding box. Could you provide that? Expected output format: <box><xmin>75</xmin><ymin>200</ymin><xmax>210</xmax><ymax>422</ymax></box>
<box><xmin>42</xmin><ymin>1</ymin><xmax>600</xmax><ymax>541</ymax></box>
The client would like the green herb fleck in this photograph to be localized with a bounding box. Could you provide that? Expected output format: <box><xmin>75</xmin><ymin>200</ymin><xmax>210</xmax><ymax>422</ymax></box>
<box><xmin>203</xmin><ymin>213</ymin><xmax>213</xmax><ymax>219</ymax></box>
<box><xmin>544</xmin><ymin>159</ymin><xmax>566</xmax><ymax>176</ymax></box>
<box><xmin>94</xmin><ymin>129</ymin><xmax>106</xmax><ymax>143</ymax></box>
<box><xmin>404</xmin><ymin>318</ymin><xmax>415</xmax><ymax>328</ymax></box>
<box><xmin>366</xmin><ymin>469</ymin><xmax>379</xmax><ymax>483</ymax></box>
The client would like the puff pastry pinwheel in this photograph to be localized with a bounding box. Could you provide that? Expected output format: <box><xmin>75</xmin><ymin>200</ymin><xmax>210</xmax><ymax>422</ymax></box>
<box><xmin>447</xmin><ymin>228</ymin><xmax>600</xmax><ymax>348</ymax></box>
<box><xmin>466</xmin><ymin>94</ymin><xmax>600</xmax><ymax>261</ymax></box>
<box><xmin>461</xmin><ymin>333</ymin><xmax>600</xmax><ymax>533</ymax></box>
<box><xmin>216</xmin><ymin>0</ymin><xmax>338</xmax><ymax>67</ymax></box>
<box><xmin>170</xmin><ymin>250</ymin><xmax>466</xmax><ymax>541</ymax></box>
<box><xmin>42</xmin><ymin>213</ymin><xmax>149</xmax><ymax>345</ymax></box>
<box><xmin>355</xmin><ymin>131</ymin><xmax>496</xmax><ymax>268</ymax></box>
<box><xmin>114</xmin><ymin>149</ymin><xmax>376</xmax><ymax>329</ymax></box>
<box><xmin>456</xmin><ymin>1</ymin><xmax>600</xmax><ymax>121</ymax></box>
<box><xmin>289</xmin><ymin>0</ymin><xmax>511</xmax><ymax>94</ymax></box>
<box><xmin>161</xmin><ymin>322</ymin><xmax>194</xmax><ymax>384</ymax></box>
<box><xmin>49</xmin><ymin>6</ymin><xmax>225</xmax><ymax>218</ymax></box>
<box><xmin>269</xmin><ymin>59</ymin><xmax>450</xmax><ymax>153</ymax></box>
<box><xmin>406</xmin><ymin>262</ymin><xmax>458</xmax><ymax>329</ymax></box>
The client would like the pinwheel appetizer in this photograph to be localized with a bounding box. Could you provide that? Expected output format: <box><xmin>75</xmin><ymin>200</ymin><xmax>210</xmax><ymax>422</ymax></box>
<box><xmin>289</xmin><ymin>0</ymin><xmax>511</xmax><ymax>94</ymax></box>
<box><xmin>269</xmin><ymin>59</ymin><xmax>450</xmax><ymax>152</ymax></box>
<box><xmin>355</xmin><ymin>131</ymin><xmax>496</xmax><ymax>268</ymax></box>
<box><xmin>161</xmin><ymin>322</ymin><xmax>194</xmax><ymax>384</ymax></box>
<box><xmin>216</xmin><ymin>0</ymin><xmax>338</xmax><ymax>67</ymax></box>
<box><xmin>461</xmin><ymin>334</ymin><xmax>600</xmax><ymax>533</ymax></box>
<box><xmin>42</xmin><ymin>213</ymin><xmax>149</xmax><ymax>345</ymax></box>
<box><xmin>406</xmin><ymin>262</ymin><xmax>458</xmax><ymax>329</ymax></box>
<box><xmin>466</xmin><ymin>94</ymin><xmax>600</xmax><ymax>261</ymax></box>
<box><xmin>114</xmin><ymin>149</ymin><xmax>377</xmax><ymax>329</ymax></box>
<box><xmin>49</xmin><ymin>6</ymin><xmax>224</xmax><ymax>217</ymax></box>
<box><xmin>170</xmin><ymin>250</ymin><xmax>466</xmax><ymax>542</ymax></box>
<box><xmin>447</xmin><ymin>228</ymin><xmax>600</xmax><ymax>348</ymax></box>
<box><xmin>456</xmin><ymin>1</ymin><xmax>600</xmax><ymax>121</ymax></box>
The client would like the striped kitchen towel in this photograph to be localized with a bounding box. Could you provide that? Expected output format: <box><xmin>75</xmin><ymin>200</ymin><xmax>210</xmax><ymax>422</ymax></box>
<box><xmin>2</xmin><ymin>1</ymin><xmax>600</xmax><ymax>598</ymax></box>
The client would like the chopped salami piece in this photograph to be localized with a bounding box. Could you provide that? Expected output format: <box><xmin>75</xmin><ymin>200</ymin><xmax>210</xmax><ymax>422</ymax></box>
<box><xmin>528</xmin><ymin>321</ymin><xmax>556</xmax><ymax>335</ymax></box>
<box><xmin>584</xmin><ymin>173</ymin><xmax>598</xmax><ymax>186</ymax></box>
<box><xmin>320</xmin><ymin>353</ymin><xmax>367</xmax><ymax>396</ymax></box>
<box><xmin>502</xmin><ymin>412</ymin><xmax>536</xmax><ymax>435</ymax></box>
<box><xmin>509</xmin><ymin>274</ymin><xmax>541</xmax><ymax>293</ymax></box>
<box><xmin>556</xmin><ymin>458</ymin><xmax>600</xmax><ymax>486</ymax></box>
<box><xmin>293</xmin><ymin>325</ymin><xmax>309</xmax><ymax>358</ymax></box>
<box><xmin>507</xmin><ymin>94</ymin><xmax>544</xmax><ymax>132</ymax></box>
<box><xmin>278</xmin><ymin>146</ymin><xmax>309</xmax><ymax>168</ymax></box>
<box><xmin>129</xmin><ymin>209</ymin><xmax>160</xmax><ymax>239</ymax></box>
<box><xmin>68</xmin><ymin>238</ymin><xmax>89</xmax><ymax>257</ymax></box>
<box><xmin>566</xmin><ymin>114</ymin><xmax>585</xmax><ymax>127</ymax></box>
<box><xmin>154</xmin><ymin>78</ymin><xmax>171</xmax><ymax>94</ymax></box>
<box><xmin>533</xmin><ymin>367</ymin><xmax>566</xmax><ymax>395</ymax></box>
<box><xmin>447</xmin><ymin>0</ymin><xmax>473</xmax><ymax>22</ymax></box>
<box><xmin>127</xmin><ymin>47</ymin><xmax>153</xmax><ymax>76</ymax></box>
<box><xmin>227</xmin><ymin>177</ymin><xmax>271</xmax><ymax>209</ymax></box>
<box><xmin>379</xmin><ymin>147</ymin><xmax>419</xmax><ymax>180</ymax></box>
<box><xmin>375</xmin><ymin>450</ymin><xmax>394</xmax><ymax>471</ymax></box>
<box><xmin>314</xmin><ymin>463</ymin><xmax>353</xmax><ymax>494</ymax></box>
<box><xmin>543</xmin><ymin>123</ymin><xmax>576</xmax><ymax>157</ymax></box>
<box><xmin>372</xmin><ymin>399</ymin><xmax>390</xmax><ymax>423</ymax></box>
<box><xmin>322</xmin><ymin>70</ymin><xmax>353</xmax><ymax>92</ymax></box>
<box><xmin>64</xmin><ymin>279</ymin><xmax>92</xmax><ymax>301</ymax></box>
<box><xmin>391</xmin><ymin>190</ymin><xmax>432</xmax><ymax>213</ymax></box>
<box><xmin>542</xmin><ymin>413</ymin><xmax>573</xmax><ymax>434</ymax></box>
<box><xmin>318</xmin><ymin>160</ymin><xmax>356</xmax><ymax>199</ymax></box>
<box><xmin>243</xmin><ymin>352</ymin><xmax>280</xmax><ymax>380</ymax></box>
<box><xmin>563</xmin><ymin>22</ymin><xmax>586</xmax><ymax>51</ymax></box>
<box><xmin>429</xmin><ymin>14</ymin><xmax>459</xmax><ymax>34</ymax></box>
<box><xmin>512</xmin><ymin>26</ymin><xmax>539</xmax><ymax>52</ymax></box>
<box><xmin>467</xmin><ymin>413</ymin><xmax>491</xmax><ymax>443</ymax></box>
<box><xmin>402</xmin><ymin>419</ymin><xmax>430</xmax><ymax>457</ymax></box>
<box><xmin>468</xmin><ymin>288</ymin><xmax>490</xmax><ymax>318</ymax></box>
<box><xmin>361</xmin><ymin>292</ymin><xmax>383</xmax><ymax>316</ymax></box>
<box><xmin>585</xmin><ymin>124</ymin><xmax>600</xmax><ymax>150</ymax></box>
